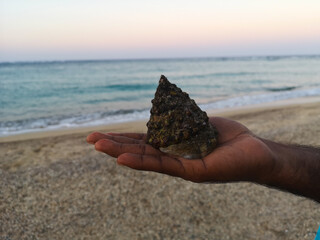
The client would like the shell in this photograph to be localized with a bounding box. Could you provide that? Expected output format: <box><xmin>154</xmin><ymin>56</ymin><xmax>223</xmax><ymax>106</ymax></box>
<box><xmin>146</xmin><ymin>75</ymin><xmax>218</xmax><ymax>159</ymax></box>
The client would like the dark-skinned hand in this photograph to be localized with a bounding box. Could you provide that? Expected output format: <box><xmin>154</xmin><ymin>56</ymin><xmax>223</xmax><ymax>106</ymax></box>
<box><xmin>87</xmin><ymin>117</ymin><xmax>275</xmax><ymax>183</ymax></box>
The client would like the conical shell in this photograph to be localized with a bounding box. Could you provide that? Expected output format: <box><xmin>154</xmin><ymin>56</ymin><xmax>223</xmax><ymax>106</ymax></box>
<box><xmin>146</xmin><ymin>75</ymin><xmax>218</xmax><ymax>159</ymax></box>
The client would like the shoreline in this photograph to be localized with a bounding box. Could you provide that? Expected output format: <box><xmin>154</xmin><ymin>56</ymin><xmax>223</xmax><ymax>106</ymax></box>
<box><xmin>1</xmin><ymin>95</ymin><xmax>320</xmax><ymax>143</ymax></box>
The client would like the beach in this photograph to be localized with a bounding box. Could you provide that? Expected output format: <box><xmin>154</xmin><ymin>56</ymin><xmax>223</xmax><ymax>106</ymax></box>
<box><xmin>1</xmin><ymin>98</ymin><xmax>320</xmax><ymax>240</ymax></box>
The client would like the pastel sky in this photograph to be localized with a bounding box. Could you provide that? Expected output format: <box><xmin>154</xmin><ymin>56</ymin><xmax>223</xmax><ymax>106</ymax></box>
<box><xmin>1</xmin><ymin>0</ymin><xmax>320</xmax><ymax>62</ymax></box>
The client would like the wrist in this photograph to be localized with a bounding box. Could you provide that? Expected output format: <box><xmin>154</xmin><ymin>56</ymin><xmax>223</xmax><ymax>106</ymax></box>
<box><xmin>257</xmin><ymin>139</ymin><xmax>284</xmax><ymax>185</ymax></box>
<box><xmin>257</xmin><ymin>138</ymin><xmax>320</xmax><ymax>202</ymax></box>
<box><xmin>249</xmin><ymin>138</ymin><xmax>280</xmax><ymax>185</ymax></box>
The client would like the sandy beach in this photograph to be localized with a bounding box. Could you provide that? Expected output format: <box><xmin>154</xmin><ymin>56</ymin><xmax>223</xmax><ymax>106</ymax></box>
<box><xmin>1</xmin><ymin>97</ymin><xmax>320</xmax><ymax>240</ymax></box>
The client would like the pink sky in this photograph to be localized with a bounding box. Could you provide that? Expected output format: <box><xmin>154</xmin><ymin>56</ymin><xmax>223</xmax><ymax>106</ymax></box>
<box><xmin>1</xmin><ymin>0</ymin><xmax>320</xmax><ymax>61</ymax></box>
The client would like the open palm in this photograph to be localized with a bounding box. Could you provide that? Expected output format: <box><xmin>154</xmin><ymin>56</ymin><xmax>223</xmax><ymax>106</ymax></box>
<box><xmin>87</xmin><ymin>117</ymin><xmax>274</xmax><ymax>183</ymax></box>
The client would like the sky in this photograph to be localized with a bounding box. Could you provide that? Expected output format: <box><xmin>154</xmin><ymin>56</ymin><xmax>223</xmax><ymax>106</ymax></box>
<box><xmin>1</xmin><ymin>0</ymin><xmax>320</xmax><ymax>62</ymax></box>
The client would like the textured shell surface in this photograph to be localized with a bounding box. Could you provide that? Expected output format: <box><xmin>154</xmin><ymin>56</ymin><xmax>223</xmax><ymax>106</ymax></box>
<box><xmin>146</xmin><ymin>75</ymin><xmax>218</xmax><ymax>159</ymax></box>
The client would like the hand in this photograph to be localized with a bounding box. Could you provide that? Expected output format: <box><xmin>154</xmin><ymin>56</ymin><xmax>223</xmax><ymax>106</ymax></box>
<box><xmin>87</xmin><ymin>117</ymin><xmax>275</xmax><ymax>183</ymax></box>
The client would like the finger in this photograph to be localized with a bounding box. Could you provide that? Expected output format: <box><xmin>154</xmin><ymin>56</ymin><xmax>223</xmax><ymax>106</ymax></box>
<box><xmin>95</xmin><ymin>139</ymin><xmax>160</xmax><ymax>157</ymax></box>
<box><xmin>87</xmin><ymin>132</ymin><xmax>142</xmax><ymax>145</ymax></box>
<box><xmin>107</xmin><ymin>132</ymin><xmax>147</xmax><ymax>141</ymax></box>
<box><xmin>87</xmin><ymin>132</ymin><xmax>109</xmax><ymax>144</ymax></box>
<box><xmin>117</xmin><ymin>153</ymin><xmax>186</xmax><ymax>178</ymax></box>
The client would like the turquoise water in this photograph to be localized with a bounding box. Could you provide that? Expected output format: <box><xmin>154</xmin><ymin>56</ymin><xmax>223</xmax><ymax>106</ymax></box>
<box><xmin>0</xmin><ymin>56</ymin><xmax>320</xmax><ymax>136</ymax></box>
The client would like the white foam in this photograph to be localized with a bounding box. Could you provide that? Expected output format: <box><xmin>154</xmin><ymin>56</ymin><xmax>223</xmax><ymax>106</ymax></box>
<box><xmin>200</xmin><ymin>87</ymin><xmax>320</xmax><ymax>111</ymax></box>
<box><xmin>0</xmin><ymin>110</ymin><xmax>150</xmax><ymax>137</ymax></box>
<box><xmin>1</xmin><ymin>87</ymin><xmax>320</xmax><ymax>137</ymax></box>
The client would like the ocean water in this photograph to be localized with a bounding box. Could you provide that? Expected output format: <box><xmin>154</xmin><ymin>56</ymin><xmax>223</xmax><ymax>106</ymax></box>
<box><xmin>0</xmin><ymin>55</ymin><xmax>320</xmax><ymax>137</ymax></box>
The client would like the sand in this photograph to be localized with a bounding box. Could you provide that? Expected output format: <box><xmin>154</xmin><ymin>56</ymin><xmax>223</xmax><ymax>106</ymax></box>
<box><xmin>1</xmin><ymin>97</ymin><xmax>320</xmax><ymax>240</ymax></box>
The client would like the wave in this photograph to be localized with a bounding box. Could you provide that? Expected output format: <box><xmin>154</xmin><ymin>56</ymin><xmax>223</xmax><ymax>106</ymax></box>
<box><xmin>103</xmin><ymin>83</ymin><xmax>157</xmax><ymax>91</ymax></box>
<box><xmin>83</xmin><ymin>95</ymin><xmax>143</xmax><ymax>104</ymax></box>
<box><xmin>201</xmin><ymin>87</ymin><xmax>320</xmax><ymax>110</ymax></box>
<box><xmin>181</xmin><ymin>71</ymin><xmax>258</xmax><ymax>80</ymax></box>
<box><xmin>264</xmin><ymin>86</ymin><xmax>298</xmax><ymax>92</ymax></box>
<box><xmin>0</xmin><ymin>109</ymin><xmax>150</xmax><ymax>137</ymax></box>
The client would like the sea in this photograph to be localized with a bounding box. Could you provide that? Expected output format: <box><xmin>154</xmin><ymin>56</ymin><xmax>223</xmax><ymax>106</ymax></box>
<box><xmin>0</xmin><ymin>55</ymin><xmax>320</xmax><ymax>137</ymax></box>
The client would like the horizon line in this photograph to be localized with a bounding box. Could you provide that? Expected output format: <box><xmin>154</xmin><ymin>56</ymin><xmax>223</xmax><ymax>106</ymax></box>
<box><xmin>1</xmin><ymin>53</ymin><xmax>320</xmax><ymax>65</ymax></box>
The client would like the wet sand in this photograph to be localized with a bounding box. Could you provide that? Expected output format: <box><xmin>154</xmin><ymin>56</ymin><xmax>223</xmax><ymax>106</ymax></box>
<box><xmin>1</xmin><ymin>98</ymin><xmax>320</xmax><ymax>239</ymax></box>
